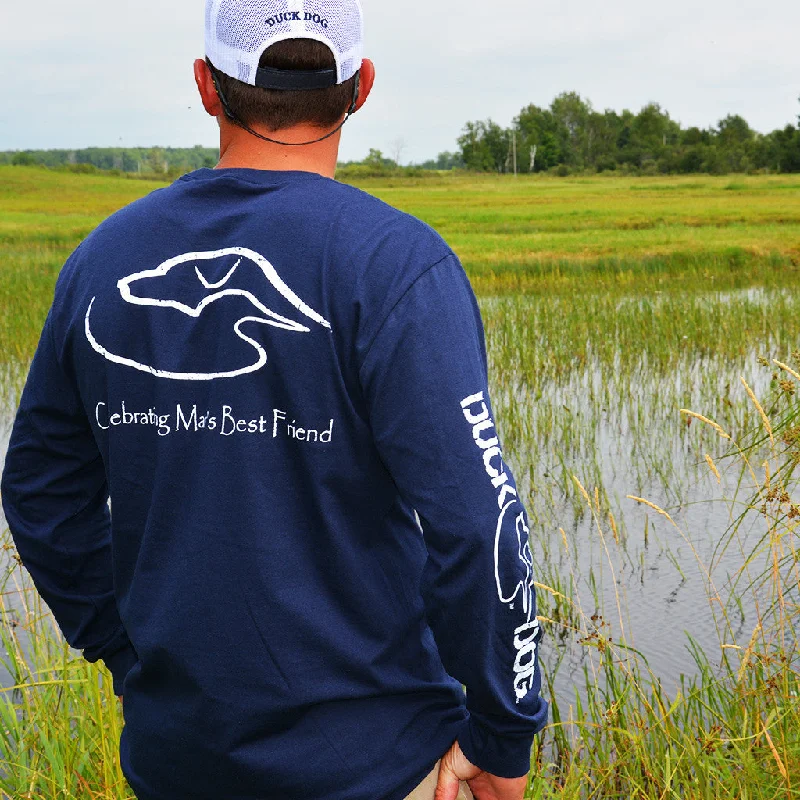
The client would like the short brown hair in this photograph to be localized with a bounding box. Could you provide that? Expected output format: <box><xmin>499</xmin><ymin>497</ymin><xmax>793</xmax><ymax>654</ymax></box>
<box><xmin>208</xmin><ymin>39</ymin><xmax>358</xmax><ymax>132</ymax></box>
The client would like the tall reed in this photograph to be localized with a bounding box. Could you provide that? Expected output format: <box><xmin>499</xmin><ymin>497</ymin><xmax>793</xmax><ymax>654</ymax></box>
<box><xmin>0</xmin><ymin>565</ymin><xmax>131</xmax><ymax>798</ymax></box>
<box><xmin>527</xmin><ymin>371</ymin><xmax>799</xmax><ymax>798</ymax></box>
<box><xmin>0</xmin><ymin>372</ymin><xmax>796</xmax><ymax>798</ymax></box>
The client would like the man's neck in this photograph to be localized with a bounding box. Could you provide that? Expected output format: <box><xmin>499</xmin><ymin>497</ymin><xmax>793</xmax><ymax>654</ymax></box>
<box><xmin>215</xmin><ymin>121</ymin><xmax>341</xmax><ymax>179</ymax></box>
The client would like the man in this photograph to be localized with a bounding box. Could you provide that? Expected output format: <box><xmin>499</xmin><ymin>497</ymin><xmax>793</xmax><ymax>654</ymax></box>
<box><xmin>1</xmin><ymin>1</ymin><xmax>548</xmax><ymax>798</ymax></box>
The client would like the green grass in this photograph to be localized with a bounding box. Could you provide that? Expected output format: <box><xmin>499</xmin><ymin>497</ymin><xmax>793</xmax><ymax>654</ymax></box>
<box><xmin>0</xmin><ymin>583</ymin><xmax>129</xmax><ymax>799</ymax></box>
<box><xmin>0</xmin><ymin>169</ymin><xmax>165</xmax><ymax>366</ymax></box>
<box><xmin>0</xmin><ymin>166</ymin><xmax>798</xmax><ymax>798</ymax></box>
<box><xmin>1</xmin><ymin>167</ymin><xmax>799</xmax><ymax>363</ymax></box>
<box><xmin>359</xmin><ymin>173</ymin><xmax>800</xmax><ymax>293</ymax></box>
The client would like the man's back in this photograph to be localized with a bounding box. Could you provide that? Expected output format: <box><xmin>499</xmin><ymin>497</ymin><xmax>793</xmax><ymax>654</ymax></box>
<box><xmin>4</xmin><ymin>168</ymin><xmax>546</xmax><ymax>799</ymax></box>
<box><xmin>2</xmin><ymin>4</ymin><xmax>548</xmax><ymax>797</ymax></box>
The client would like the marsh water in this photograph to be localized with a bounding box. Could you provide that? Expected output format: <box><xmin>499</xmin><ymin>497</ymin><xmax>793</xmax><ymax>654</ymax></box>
<box><xmin>0</xmin><ymin>287</ymin><xmax>795</xmax><ymax>711</ymax></box>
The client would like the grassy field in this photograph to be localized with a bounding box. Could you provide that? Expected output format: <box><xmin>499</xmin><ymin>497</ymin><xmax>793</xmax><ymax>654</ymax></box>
<box><xmin>2</xmin><ymin>168</ymin><xmax>800</xmax><ymax>363</ymax></box>
<box><xmin>1</xmin><ymin>166</ymin><xmax>798</xmax><ymax>798</ymax></box>
<box><xmin>362</xmin><ymin>173</ymin><xmax>800</xmax><ymax>292</ymax></box>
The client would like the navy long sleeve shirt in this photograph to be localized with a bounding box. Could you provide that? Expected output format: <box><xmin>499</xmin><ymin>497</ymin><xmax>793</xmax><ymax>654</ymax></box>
<box><xmin>1</xmin><ymin>168</ymin><xmax>547</xmax><ymax>800</ymax></box>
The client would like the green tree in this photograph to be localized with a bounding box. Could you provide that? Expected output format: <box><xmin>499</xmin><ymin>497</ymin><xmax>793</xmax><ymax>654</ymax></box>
<box><xmin>11</xmin><ymin>151</ymin><xmax>36</xmax><ymax>166</ymax></box>
<box><xmin>549</xmin><ymin>92</ymin><xmax>592</xmax><ymax>167</ymax></box>
<box><xmin>515</xmin><ymin>104</ymin><xmax>562</xmax><ymax>171</ymax></box>
<box><xmin>774</xmin><ymin>125</ymin><xmax>800</xmax><ymax>172</ymax></box>
<box><xmin>680</xmin><ymin>127</ymin><xmax>710</xmax><ymax>146</ymax></box>
<box><xmin>457</xmin><ymin>120</ymin><xmax>510</xmax><ymax>172</ymax></box>
<box><xmin>629</xmin><ymin>103</ymin><xmax>679</xmax><ymax>164</ymax></box>
<box><xmin>714</xmin><ymin>114</ymin><xmax>756</xmax><ymax>172</ymax></box>
<box><xmin>146</xmin><ymin>147</ymin><xmax>167</xmax><ymax>174</ymax></box>
<box><xmin>716</xmin><ymin>114</ymin><xmax>754</xmax><ymax>147</ymax></box>
<box><xmin>419</xmin><ymin>151</ymin><xmax>464</xmax><ymax>170</ymax></box>
<box><xmin>586</xmin><ymin>110</ymin><xmax>624</xmax><ymax>170</ymax></box>
<box><xmin>364</xmin><ymin>148</ymin><xmax>387</xmax><ymax>168</ymax></box>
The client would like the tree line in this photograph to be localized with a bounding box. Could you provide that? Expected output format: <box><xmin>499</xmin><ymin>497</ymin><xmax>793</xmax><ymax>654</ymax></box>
<box><xmin>3</xmin><ymin>94</ymin><xmax>799</xmax><ymax>176</ymax></box>
<box><xmin>0</xmin><ymin>146</ymin><xmax>218</xmax><ymax>176</ymax></box>
<box><xmin>451</xmin><ymin>92</ymin><xmax>800</xmax><ymax>175</ymax></box>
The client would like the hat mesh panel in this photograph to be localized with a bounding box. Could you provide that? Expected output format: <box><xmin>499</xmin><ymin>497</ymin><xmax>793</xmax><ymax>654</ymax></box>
<box><xmin>216</xmin><ymin>0</ymin><xmax>293</xmax><ymax>53</ymax></box>
<box><xmin>207</xmin><ymin>0</ymin><xmax>363</xmax><ymax>84</ymax></box>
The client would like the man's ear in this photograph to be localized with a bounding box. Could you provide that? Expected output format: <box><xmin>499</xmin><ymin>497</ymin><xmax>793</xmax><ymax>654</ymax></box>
<box><xmin>353</xmin><ymin>58</ymin><xmax>375</xmax><ymax>114</ymax></box>
<box><xmin>194</xmin><ymin>59</ymin><xmax>224</xmax><ymax>119</ymax></box>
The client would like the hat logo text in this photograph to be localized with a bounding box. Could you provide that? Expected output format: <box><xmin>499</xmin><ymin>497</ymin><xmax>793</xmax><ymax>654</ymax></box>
<box><xmin>265</xmin><ymin>12</ymin><xmax>329</xmax><ymax>28</ymax></box>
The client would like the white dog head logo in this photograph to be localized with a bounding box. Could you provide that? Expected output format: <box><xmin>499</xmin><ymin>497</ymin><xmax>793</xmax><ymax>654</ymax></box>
<box><xmin>495</xmin><ymin>504</ymin><xmax>536</xmax><ymax>621</ymax></box>
<box><xmin>85</xmin><ymin>247</ymin><xmax>330</xmax><ymax>381</ymax></box>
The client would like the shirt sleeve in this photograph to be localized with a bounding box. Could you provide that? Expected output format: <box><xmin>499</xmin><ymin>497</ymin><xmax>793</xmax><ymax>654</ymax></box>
<box><xmin>359</xmin><ymin>254</ymin><xmax>548</xmax><ymax>778</ymax></box>
<box><xmin>1</xmin><ymin>311</ymin><xmax>138</xmax><ymax>695</ymax></box>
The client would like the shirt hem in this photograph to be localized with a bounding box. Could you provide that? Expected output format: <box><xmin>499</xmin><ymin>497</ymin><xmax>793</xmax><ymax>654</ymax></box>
<box><xmin>381</xmin><ymin>717</ymin><xmax>465</xmax><ymax>800</ymax></box>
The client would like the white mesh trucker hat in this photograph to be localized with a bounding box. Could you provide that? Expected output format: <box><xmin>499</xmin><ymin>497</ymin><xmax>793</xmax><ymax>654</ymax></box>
<box><xmin>205</xmin><ymin>0</ymin><xmax>364</xmax><ymax>90</ymax></box>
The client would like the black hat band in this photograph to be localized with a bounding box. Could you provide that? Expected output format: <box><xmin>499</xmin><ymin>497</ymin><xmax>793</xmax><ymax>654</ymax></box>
<box><xmin>254</xmin><ymin>66</ymin><xmax>338</xmax><ymax>91</ymax></box>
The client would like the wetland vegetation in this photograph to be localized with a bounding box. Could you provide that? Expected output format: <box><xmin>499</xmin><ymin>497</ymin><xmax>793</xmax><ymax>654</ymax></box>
<box><xmin>0</xmin><ymin>166</ymin><xmax>798</xmax><ymax>798</ymax></box>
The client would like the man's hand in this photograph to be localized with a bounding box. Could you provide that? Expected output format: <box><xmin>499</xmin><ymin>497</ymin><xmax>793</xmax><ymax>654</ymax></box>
<box><xmin>434</xmin><ymin>740</ymin><xmax>528</xmax><ymax>800</ymax></box>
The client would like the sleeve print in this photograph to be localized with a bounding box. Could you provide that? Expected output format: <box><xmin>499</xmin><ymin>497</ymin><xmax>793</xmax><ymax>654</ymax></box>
<box><xmin>359</xmin><ymin>254</ymin><xmax>548</xmax><ymax>777</ymax></box>
<box><xmin>459</xmin><ymin>390</ymin><xmax>541</xmax><ymax>705</ymax></box>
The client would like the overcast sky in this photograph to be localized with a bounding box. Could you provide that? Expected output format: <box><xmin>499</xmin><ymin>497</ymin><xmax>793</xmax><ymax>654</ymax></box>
<box><xmin>1</xmin><ymin>0</ymin><xmax>798</xmax><ymax>164</ymax></box>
